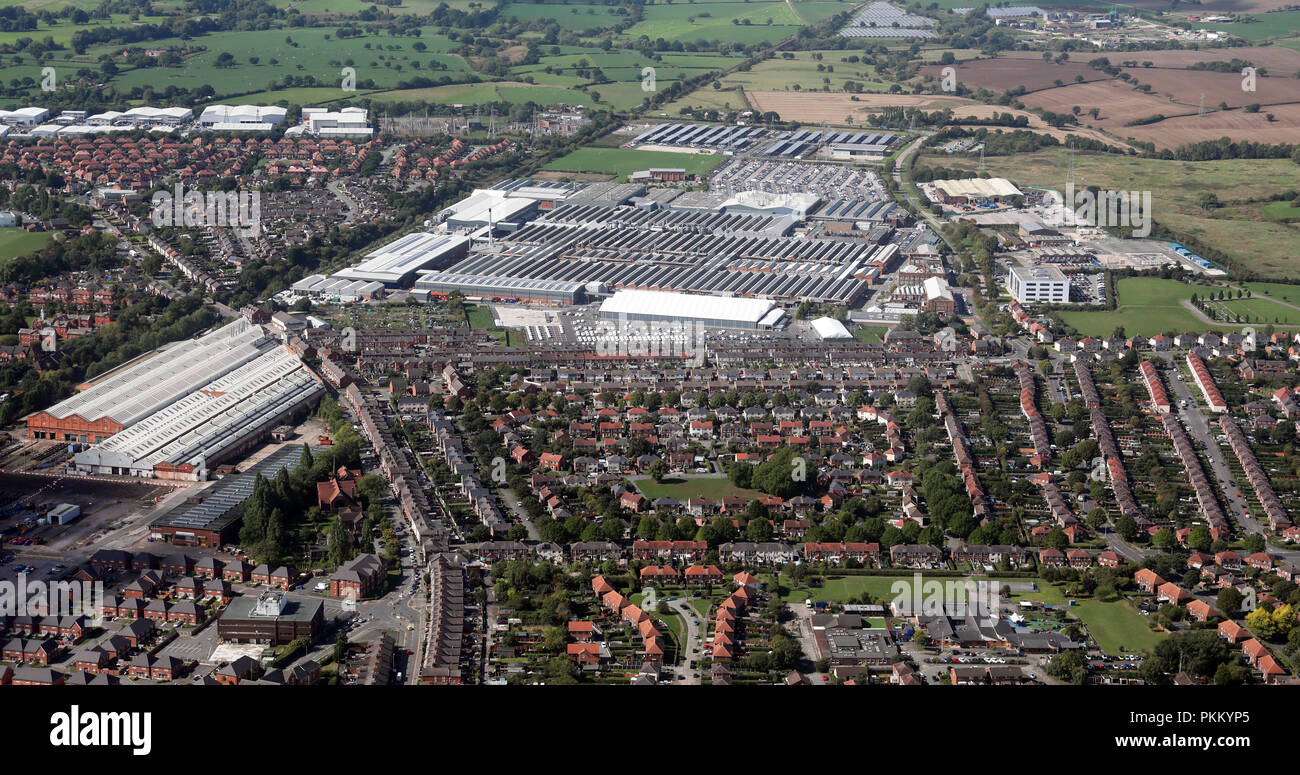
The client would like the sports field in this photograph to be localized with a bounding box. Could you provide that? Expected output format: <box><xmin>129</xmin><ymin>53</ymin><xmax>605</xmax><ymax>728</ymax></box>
<box><xmin>0</xmin><ymin>228</ymin><xmax>52</xmax><ymax>261</ymax></box>
<box><xmin>1070</xmin><ymin>599</ymin><xmax>1166</xmax><ymax>655</ymax></box>
<box><xmin>543</xmin><ymin>147</ymin><xmax>724</xmax><ymax>180</ymax></box>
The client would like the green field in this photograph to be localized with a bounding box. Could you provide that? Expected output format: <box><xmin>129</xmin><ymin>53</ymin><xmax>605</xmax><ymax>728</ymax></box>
<box><xmin>631</xmin><ymin>476</ymin><xmax>763</xmax><ymax>502</ymax></box>
<box><xmin>918</xmin><ymin>150</ymin><xmax>1300</xmax><ymax>279</ymax></box>
<box><xmin>1242</xmin><ymin>281</ymin><xmax>1300</xmax><ymax>304</ymax></box>
<box><xmin>1071</xmin><ymin>598</ymin><xmax>1166</xmax><ymax>655</ymax></box>
<box><xmin>622</xmin><ymin>0</ymin><xmax>810</xmax><ymax>44</ymax></box>
<box><xmin>1262</xmin><ymin>200</ymin><xmax>1300</xmax><ymax>223</ymax></box>
<box><xmin>1192</xmin><ymin>10</ymin><xmax>1300</xmax><ymax>42</ymax></box>
<box><xmin>1218</xmin><ymin>296</ymin><xmax>1300</xmax><ymax>325</ymax></box>
<box><xmin>500</xmin><ymin>2</ymin><xmax>625</xmax><ymax>31</ymax></box>
<box><xmin>853</xmin><ymin>325</ymin><xmax>889</xmax><ymax>343</ymax></box>
<box><xmin>1058</xmin><ymin>277</ymin><xmax>1212</xmax><ymax>337</ymax></box>
<box><xmin>0</xmin><ymin>228</ymin><xmax>52</xmax><ymax>260</ymax></box>
<box><xmin>543</xmin><ymin>147</ymin><xmax>724</xmax><ymax>180</ymax></box>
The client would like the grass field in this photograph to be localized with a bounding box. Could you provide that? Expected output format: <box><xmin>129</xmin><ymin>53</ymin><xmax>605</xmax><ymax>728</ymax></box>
<box><xmin>631</xmin><ymin>476</ymin><xmax>763</xmax><ymax>501</ymax></box>
<box><xmin>853</xmin><ymin>325</ymin><xmax>889</xmax><ymax>343</ymax></box>
<box><xmin>918</xmin><ymin>149</ymin><xmax>1300</xmax><ymax>279</ymax></box>
<box><xmin>622</xmin><ymin>0</ymin><xmax>808</xmax><ymax>44</ymax></box>
<box><xmin>1058</xmin><ymin>277</ymin><xmax>1213</xmax><ymax>337</ymax></box>
<box><xmin>543</xmin><ymin>147</ymin><xmax>724</xmax><ymax>180</ymax></box>
<box><xmin>1262</xmin><ymin>200</ymin><xmax>1300</xmax><ymax>222</ymax></box>
<box><xmin>1071</xmin><ymin>598</ymin><xmax>1166</xmax><ymax>655</ymax></box>
<box><xmin>1192</xmin><ymin>10</ymin><xmax>1300</xmax><ymax>42</ymax></box>
<box><xmin>0</xmin><ymin>228</ymin><xmax>52</xmax><ymax>261</ymax></box>
<box><xmin>1242</xmin><ymin>281</ymin><xmax>1300</xmax><ymax>303</ymax></box>
<box><xmin>1218</xmin><ymin>296</ymin><xmax>1300</xmax><ymax>325</ymax></box>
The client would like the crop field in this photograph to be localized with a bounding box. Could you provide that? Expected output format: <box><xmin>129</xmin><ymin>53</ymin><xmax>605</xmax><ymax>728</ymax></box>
<box><xmin>999</xmin><ymin>46</ymin><xmax>1300</xmax><ymax>72</ymax></box>
<box><xmin>1118</xmin><ymin>103</ymin><xmax>1300</xmax><ymax>148</ymax></box>
<box><xmin>748</xmin><ymin>90</ymin><xmax>973</xmax><ymax>124</ymax></box>
<box><xmin>919</xmin><ymin>149</ymin><xmax>1300</xmax><ymax>278</ymax></box>
<box><xmin>542</xmin><ymin>147</ymin><xmax>724</xmax><ymax>179</ymax></box>
<box><xmin>1120</xmin><ymin>67</ymin><xmax>1300</xmax><ymax>109</ymax></box>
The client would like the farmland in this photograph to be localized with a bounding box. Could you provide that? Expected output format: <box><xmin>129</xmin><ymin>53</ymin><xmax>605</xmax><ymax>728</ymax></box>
<box><xmin>917</xmin><ymin>57</ymin><xmax>1108</xmax><ymax>93</ymax></box>
<box><xmin>542</xmin><ymin>147</ymin><xmax>724</xmax><ymax>180</ymax></box>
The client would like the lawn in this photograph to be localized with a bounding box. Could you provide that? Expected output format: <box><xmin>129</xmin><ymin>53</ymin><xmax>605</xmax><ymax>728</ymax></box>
<box><xmin>1218</xmin><ymin>296</ymin><xmax>1300</xmax><ymax>325</ymax></box>
<box><xmin>465</xmin><ymin>305</ymin><xmax>497</xmax><ymax>329</ymax></box>
<box><xmin>1071</xmin><ymin>598</ymin><xmax>1166</xmax><ymax>655</ymax></box>
<box><xmin>853</xmin><ymin>325</ymin><xmax>889</xmax><ymax>343</ymax></box>
<box><xmin>631</xmin><ymin>476</ymin><xmax>763</xmax><ymax>501</ymax></box>
<box><xmin>1242</xmin><ymin>281</ymin><xmax>1300</xmax><ymax>305</ymax></box>
<box><xmin>1057</xmin><ymin>277</ymin><xmax>1216</xmax><ymax>337</ymax></box>
<box><xmin>543</xmin><ymin>147</ymin><xmax>724</xmax><ymax>180</ymax></box>
<box><xmin>0</xmin><ymin>228</ymin><xmax>52</xmax><ymax>261</ymax></box>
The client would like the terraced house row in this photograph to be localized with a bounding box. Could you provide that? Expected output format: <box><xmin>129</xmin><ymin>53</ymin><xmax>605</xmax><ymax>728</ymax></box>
<box><xmin>1159</xmin><ymin>413</ymin><xmax>1231</xmax><ymax>539</ymax></box>
<box><xmin>1013</xmin><ymin>361</ymin><xmax>1052</xmax><ymax>467</ymax></box>
<box><xmin>935</xmin><ymin>391</ymin><xmax>990</xmax><ymax>519</ymax></box>
<box><xmin>1219</xmin><ymin>415</ymin><xmax>1291</xmax><ymax>534</ymax></box>
<box><xmin>1186</xmin><ymin>352</ymin><xmax>1227</xmax><ymax>414</ymax></box>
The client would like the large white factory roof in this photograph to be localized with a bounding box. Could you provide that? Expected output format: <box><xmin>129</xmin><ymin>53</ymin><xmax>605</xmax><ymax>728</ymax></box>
<box><xmin>600</xmin><ymin>289</ymin><xmax>775</xmax><ymax>325</ymax></box>
<box><xmin>75</xmin><ymin>346</ymin><xmax>322</xmax><ymax>473</ymax></box>
<box><xmin>441</xmin><ymin>188</ymin><xmax>537</xmax><ymax>226</ymax></box>
<box><xmin>810</xmin><ymin>316</ymin><xmax>854</xmax><ymax>340</ymax></box>
<box><xmin>933</xmin><ymin>178</ymin><xmax>1022</xmax><ymax>199</ymax></box>
<box><xmin>333</xmin><ymin>232</ymin><xmax>470</xmax><ymax>285</ymax></box>
<box><xmin>38</xmin><ymin>320</ymin><xmax>271</xmax><ymax>428</ymax></box>
<box><xmin>198</xmin><ymin>104</ymin><xmax>288</xmax><ymax>125</ymax></box>
<box><xmin>721</xmin><ymin>190</ymin><xmax>821</xmax><ymax>218</ymax></box>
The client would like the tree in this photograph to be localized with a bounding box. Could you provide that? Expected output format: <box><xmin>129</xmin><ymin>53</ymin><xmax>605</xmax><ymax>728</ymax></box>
<box><xmin>1217</xmin><ymin>588</ymin><xmax>1244</xmax><ymax>617</ymax></box>
<box><xmin>1187</xmin><ymin>525</ymin><xmax>1212</xmax><ymax>552</ymax></box>
<box><xmin>1115</xmin><ymin>514</ymin><xmax>1138</xmax><ymax>542</ymax></box>
<box><xmin>648</xmin><ymin>459</ymin><xmax>669</xmax><ymax>484</ymax></box>
<box><xmin>1045</xmin><ymin>649</ymin><xmax>1087</xmax><ymax>684</ymax></box>
<box><xmin>327</xmin><ymin>521</ymin><xmax>353</xmax><ymax>567</ymax></box>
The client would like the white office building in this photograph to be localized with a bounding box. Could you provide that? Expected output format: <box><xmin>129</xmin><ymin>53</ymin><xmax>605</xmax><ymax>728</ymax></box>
<box><xmin>1008</xmin><ymin>265</ymin><xmax>1070</xmax><ymax>304</ymax></box>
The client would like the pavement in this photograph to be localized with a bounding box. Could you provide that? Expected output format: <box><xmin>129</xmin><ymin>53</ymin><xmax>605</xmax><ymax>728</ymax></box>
<box><xmin>665</xmin><ymin>598</ymin><xmax>703</xmax><ymax>685</ymax></box>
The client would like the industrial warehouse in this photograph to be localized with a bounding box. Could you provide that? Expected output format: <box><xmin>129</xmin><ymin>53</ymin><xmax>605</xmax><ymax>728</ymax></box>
<box><xmin>26</xmin><ymin>320</ymin><xmax>278</xmax><ymax>443</ymax></box>
<box><xmin>149</xmin><ymin>445</ymin><xmax>306</xmax><ymax>546</ymax></box>
<box><xmin>422</xmin><ymin>204</ymin><xmax>894</xmax><ymax>307</ymax></box>
<box><xmin>625</xmin><ymin>122</ymin><xmax>899</xmax><ymax>160</ymax></box>
<box><xmin>599</xmin><ymin>289</ymin><xmax>783</xmax><ymax>330</ymax></box>
<box><xmin>28</xmin><ymin>319</ymin><xmax>323</xmax><ymax>480</ymax></box>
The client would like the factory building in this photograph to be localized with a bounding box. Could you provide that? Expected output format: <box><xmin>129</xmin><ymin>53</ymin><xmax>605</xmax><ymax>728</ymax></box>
<box><xmin>149</xmin><ymin>446</ymin><xmax>305</xmax><ymax>546</ymax></box>
<box><xmin>197</xmin><ymin>104</ymin><xmax>288</xmax><ymax>131</ymax></box>
<box><xmin>71</xmin><ymin>343</ymin><xmax>323</xmax><ymax>480</ymax></box>
<box><xmin>332</xmin><ymin>233</ymin><xmax>470</xmax><ymax>287</ymax></box>
<box><xmin>599</xmin><ymin>289</ymin><xmax>783</xmax><ymax>330</ymax></box>
<box><xmin>26</xmin><ymin>320</ymin><xmax>272</xmax><ymax>442</ymax></box>
<box><xmin>932</xmin><ymin>178</ymin><xmax>1023</xmax><ymax>204</ymax></box>
<box><xmin>438</xmin><ymin>188</ymin><xmax>540</xmax><ymax>232</ymax></box>
<box><xmin>413</xmin><ymin>273</ymin><xmax>585</xmax><ymax>305</ymax></box>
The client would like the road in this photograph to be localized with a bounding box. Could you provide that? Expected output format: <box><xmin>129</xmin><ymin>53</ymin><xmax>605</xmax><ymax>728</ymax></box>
<box><xmin>786</xmin><ymin>602</ymin><xmax>828</xmax><ymax>684</ymax></box>
<box><xmin>666</xmin><ymin>598</ymin><xmax>702</xmax><ymax>685</ymax></box>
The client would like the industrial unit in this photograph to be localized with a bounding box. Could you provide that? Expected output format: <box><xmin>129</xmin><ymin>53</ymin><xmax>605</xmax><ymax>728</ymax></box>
<box><xmin>332</xmin><ymin>233</ymin><xmax>471</xmax><ymax>287</ymax></box>
<box><xmin>599</xmin><ymin>289</ymin><xmax>782</xmax><ymax>330</ymax></box>
<box><xmin>149</xmin><ymin>445</ymin><xmax>306</xmax><ymax>546</ymax></box>
<box><xmin>26</xmin><ymin>320</ymin><xmax>272</xmax><ymax>442</ymax></box>
<box><xmin>71</xmin><ymin>342</ymin><xmax>323</xmax><ymax>480</ymax></box>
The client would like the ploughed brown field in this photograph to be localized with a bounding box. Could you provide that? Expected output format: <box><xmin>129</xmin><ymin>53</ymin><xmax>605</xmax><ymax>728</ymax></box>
<box><xmin>917</xmin><ymin>58</ymin><xmax>1108</xmax><ymax>93</ymax></box>
<box><xmin>1121</xmin><ymin>67</ymin><xmax>1300</xmax><ymax>109</ymax></box>
<box><xmin>1018</xmin><ymin>80</ymin><xmax>1183</xmax><ymax>127</ymax></box>
<box><xmin>999</xmin><ymin>47</ymin><xmax>1300</xmax><ymax>72</ymax></box>
<box><xmin>1118</xmin><ymin>0</ymin><xmax>1298</xmax><ymax>12</ymax></box>
<box><xmin>1119</xmin><ymin>103</ymin><xmax>1300</xmax><ymax>147</ymax></box>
